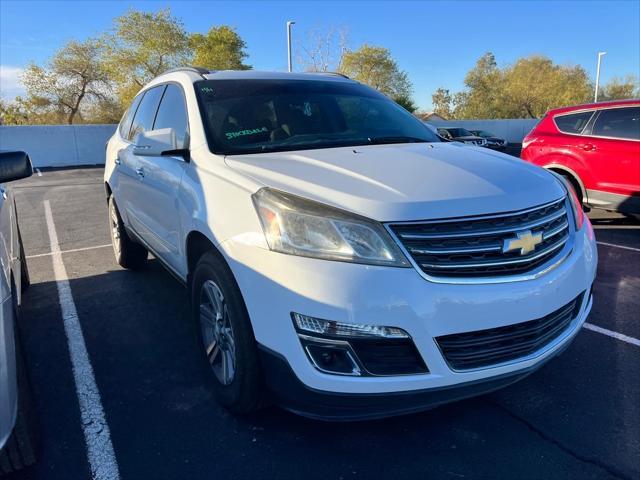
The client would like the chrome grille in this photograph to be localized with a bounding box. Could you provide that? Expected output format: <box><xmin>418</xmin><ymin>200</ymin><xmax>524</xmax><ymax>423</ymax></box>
<box><xmin>389</xmin><ymin>197</ymin><xmax>571</xmax><ymax>279</ymax></box>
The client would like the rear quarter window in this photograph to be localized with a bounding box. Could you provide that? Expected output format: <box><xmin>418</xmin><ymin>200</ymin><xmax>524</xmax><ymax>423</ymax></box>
<box><xmin>592</xmin><ymin>106</ymin><xmax>640</xmax><ymax>141</ymax></box>
<box><xmin>553</xmin><ymin>111</ymin><xmax>594</xmax><ymax>134</ymax></box>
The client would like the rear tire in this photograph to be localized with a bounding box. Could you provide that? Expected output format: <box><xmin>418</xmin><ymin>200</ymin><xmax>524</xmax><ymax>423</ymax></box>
<box><xmin>108</xmin><ymin>196</ymin><xmax>148</xmax><ymax>270</ymax></box>
<box><xmin>191</xmin><ymin>251</ymin><xmax>262</xmax><ymax>414</ymax></box>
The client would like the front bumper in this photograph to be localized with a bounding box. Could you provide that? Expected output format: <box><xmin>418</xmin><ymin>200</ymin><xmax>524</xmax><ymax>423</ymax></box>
<box><xmin>222</xmin><ymin>217</ymin><xmax>597</xmax><ymax>410</ymax></box>
<box><xmin>257</xmin><ymin>312</ymin><xmax>584</xmax><ymax>420</ymax></box>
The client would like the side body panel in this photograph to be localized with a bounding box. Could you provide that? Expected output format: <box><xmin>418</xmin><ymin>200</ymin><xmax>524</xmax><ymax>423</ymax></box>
<box><xmin>0</xmin><ymin>190</ymin><xmax>18</xmax><ymax>450</ymax></box>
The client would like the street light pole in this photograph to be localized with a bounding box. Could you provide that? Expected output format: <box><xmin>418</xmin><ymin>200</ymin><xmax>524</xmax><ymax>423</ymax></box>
<box><xmin>287</xmin><ymin>21</ymin><xmax>296</xmax><ymax>73</ymax></box>
<box><xmin>594</xmin><ymin>51</ymin><xmax>607</xmax><ymax>102</ymax></box>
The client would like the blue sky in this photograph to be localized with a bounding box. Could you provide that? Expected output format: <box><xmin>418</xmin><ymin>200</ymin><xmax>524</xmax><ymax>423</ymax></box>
<box><xmin>1</xmin><ymin>0</ymin><xmax>639</xmax><ymax>110</ymax></box>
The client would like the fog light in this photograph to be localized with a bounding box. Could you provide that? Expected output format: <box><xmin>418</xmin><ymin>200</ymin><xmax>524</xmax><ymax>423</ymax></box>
<box><xmin>292</xmin><ymin>312</ymin><xmax>428</xmax><ymax>377</ymax></box>
<box><xmin>303</xmin><ymin>341</ymin><xmax>361</xmax><ymax>376</ymax></box>
<box><xmin>292</xmin><ymin>312</ymin><xmax>409</xmax><ymax>339</ymax></box>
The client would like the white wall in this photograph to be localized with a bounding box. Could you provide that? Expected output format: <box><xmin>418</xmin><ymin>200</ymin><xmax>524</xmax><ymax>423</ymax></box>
<box><xmin>428</xmin><ymin>119</ymin><xmax>539</xmax><ymax>143</ymax></box>
<box><xmin>0</xmin><ymin>125</ymin><xmax>116</xmax><ymax>168</ymax></box>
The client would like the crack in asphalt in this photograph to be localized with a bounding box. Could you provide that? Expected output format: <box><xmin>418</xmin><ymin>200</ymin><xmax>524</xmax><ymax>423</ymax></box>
<box><xmin>488</xmin><ymin>399</ymin><xmax>631</xmax><ymax>480</ymax></box>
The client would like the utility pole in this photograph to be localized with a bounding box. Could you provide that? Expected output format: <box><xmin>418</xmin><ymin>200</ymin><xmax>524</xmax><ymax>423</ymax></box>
<box><xmin>594</xmin><ymin>51</ymin><xmax>606</xmax><ymax>102</ymax></box>
<box><xmin>287</xmin><ymin>21</ymin><xmax>296</xmax><ymax>72</ymax></box>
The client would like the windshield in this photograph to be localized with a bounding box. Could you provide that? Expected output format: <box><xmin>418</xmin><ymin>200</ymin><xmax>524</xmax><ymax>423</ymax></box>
<box><xmin>195</xmin><ymin>79</ymin><xmax>440</xmax><ymax>155</ymax></box>
<box><xmin>446</xmin><ymin>128</ymin><xmax>475</xmax><ymax>137</ymax></box>
<box><xmin>474</xmin><ymin>130</ymin><xmax>494</xmax><ymax>138</ymax></box>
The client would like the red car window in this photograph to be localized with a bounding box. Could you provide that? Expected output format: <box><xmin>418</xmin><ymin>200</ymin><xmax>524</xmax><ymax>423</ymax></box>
<box><xmin>592</xmin><ymin>107</ymin><xmax>640</xmax><ymax>141</ymax></box>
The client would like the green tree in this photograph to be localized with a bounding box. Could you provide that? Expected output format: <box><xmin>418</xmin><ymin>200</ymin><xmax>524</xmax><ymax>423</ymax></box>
<box><xmin>20</xmin><ymin>38</ymin><xmax>111</xmax><ymax>124</ymax></box>
<box><xmin>431</xmin><ymin>88</ymin><xmax>454</xmax><ymax>119</ymax></box>
<box><xmin>339</xmin><ymin>44</ymin><xmax>416</xmax><ymax>110</ymax></box>
<box><xmin>502</xmin><ymin>56</ymin><xmax>591</xmax><ymax>118</ymax></box>
<box><xmin>102</xmin><ymin>8</ymin><xmax>191</xmax><ymax>106</ymax></box>
<box><xmin>393</xmin><ymin>93</ymin><xmax>418</xmax><ymax>113</ymax></box>
<box><xmin>449</xmin><ymin>53</ymin><xmax>593</xmax><ymax>119</ymax></box>
<box><xmin>454</xmin><ymin>52</ymin><xmax>506</xmax><ymax>118</ymax></box>
<box><xmin>190</xmin><ymin>26</ymin><xmax>250</xmax><ymax>70</ymax></box>
<box><xmin>600</xmin><ymin>75</ymin><xmax>640</xmax><ymax>101</ymax></box>
<box><xmin>0</xmin><ymin>97</ymin><xmax>31</xmax><ymax>125</ymax></box>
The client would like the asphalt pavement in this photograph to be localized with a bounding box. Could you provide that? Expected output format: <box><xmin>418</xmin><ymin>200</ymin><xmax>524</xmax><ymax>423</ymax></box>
<box><xmin>6</xmin><ymin>167</ymin><xmax>639</xmax><ymax>480</ymax></box>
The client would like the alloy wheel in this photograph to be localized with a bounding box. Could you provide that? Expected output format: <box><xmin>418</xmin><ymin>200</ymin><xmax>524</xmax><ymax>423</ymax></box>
<box><xmin>199</xmin><ymin>279</ymin><xmax>237</xmax><ymax>385</ymax></box>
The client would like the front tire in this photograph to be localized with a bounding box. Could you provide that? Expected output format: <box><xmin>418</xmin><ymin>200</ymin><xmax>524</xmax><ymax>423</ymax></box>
<box><xmin>191</xmin><ymin>252</ymin><xmax>262</xmax><ymax>414</ymax></box>
<box><xmin>108</xmin><ymin>196</ymin><xmax>148</xmax><ymax>269</ymax></box>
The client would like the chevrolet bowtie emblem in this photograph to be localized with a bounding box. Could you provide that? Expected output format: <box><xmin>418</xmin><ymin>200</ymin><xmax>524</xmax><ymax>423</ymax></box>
<box><xmin>503</xmin><ymin>230</ymin><xmax>543</xmax><ymax>255</ymax></box>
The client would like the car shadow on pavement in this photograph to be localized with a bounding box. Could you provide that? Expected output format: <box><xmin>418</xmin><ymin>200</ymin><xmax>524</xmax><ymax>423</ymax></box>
<box><xmin>16</xmin><ymin>259</ymin><xmax>630</xmax><ymax>480</ymax></box>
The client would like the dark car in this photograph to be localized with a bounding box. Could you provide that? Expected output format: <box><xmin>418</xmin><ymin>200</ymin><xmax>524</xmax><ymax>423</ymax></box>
<box><xmin>469</xmin><ymin>130</ymin><xmax>507</xmax><ymax>150</ymax></box>
<box><xmin>437</xmin><ymin>127</ymin><xmax>487</xmax><ymax>147</ymax></box>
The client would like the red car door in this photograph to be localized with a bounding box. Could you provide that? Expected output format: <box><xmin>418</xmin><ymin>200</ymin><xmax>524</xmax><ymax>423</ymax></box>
<box><xmin>584</xmin><ymin>106</ymin><xmax>640</xmax><ymax>200</ymax></box>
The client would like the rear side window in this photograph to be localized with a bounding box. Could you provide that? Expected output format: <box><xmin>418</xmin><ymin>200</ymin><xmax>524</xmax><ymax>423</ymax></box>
<box><xmin>554</xmin><ymin>111</ymin><xmax>594</xmax><ymax>134</ymax></box>
<box><xmin>119</xmin><ymin>94</ymin><xmax>143</xmax><ymax>140</ymax></box>
<box><xmin>592</xmin><ymin>107</ymin><xmax>640</xmax><ymax>140</ymax></box>
<box><xmin>128</xmin><ymin>85</ymin><xmax>165</xmax><ymax>141</ymax></box>
<box><xmin>153</xmin><ymin>84</ymin><xmax>189</xmax><ymax>148</ymax></box>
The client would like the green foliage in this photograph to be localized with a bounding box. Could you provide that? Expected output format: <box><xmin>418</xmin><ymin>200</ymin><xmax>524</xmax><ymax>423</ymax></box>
<box><xmin>190</xmin><ymin>26</ymin><xmax>250</xmax><ymax>70</ymax></box>
<box><xmin>339</xmin><ymin>44</ymin><xmax>415</xmax><ymax>108</ymax></box>
<box><xmin>0</xmin><ymin>97</ymin><xmax>31</xmax><ymax>125</ymax></box>
<box><xmin>600</xmin><ymin>76</ymin><xmax>640</xmax><ymax>101</ymax></box>
<box><xmin>393</xmin><ymin>93</ymin><xmax>418</xmax><ymax>113</ymax></box>
<box><xmin>435</xmin><ymin>53</ymin><xmax>594</xmax><ymax>119</ymax></box>
<box><xmin>19</xmin><ymin>39</ymin><xmax>111</xmax><ymax>124</ymax></box>
<box><xmin>102</xmin><ymin>8</ymin><xmax>191</xmax><ymax>106</ymax></box>
<box><xmin>431</xmin><ymin>88</ymin><xmax>454</xmax><ymax>119</ymax></box>
<box><xmin>501</xmin><ymin>56</ymin><xmax>592</xmax><ymax>118</ymax></box>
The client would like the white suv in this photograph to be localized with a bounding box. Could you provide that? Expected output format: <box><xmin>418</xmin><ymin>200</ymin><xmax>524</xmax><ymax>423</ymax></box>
<box><xmin>105</xmin><ymin>68</ymin><xmax>597</xmax><ymax>420</ymax></box>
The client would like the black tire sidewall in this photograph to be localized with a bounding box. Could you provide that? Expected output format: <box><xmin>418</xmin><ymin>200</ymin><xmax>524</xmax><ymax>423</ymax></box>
<box><xmin>190</xmin><ymin>252</ymin><xmax>261</xmax><ymax>413</ymax></box>
<box><xmin>108</xmin><ymin>196</ymin><xmax>147</xmax><ymax>269</ymax></box>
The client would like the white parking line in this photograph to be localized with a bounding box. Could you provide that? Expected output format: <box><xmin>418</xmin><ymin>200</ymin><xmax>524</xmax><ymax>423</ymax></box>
<box><xmin>583</xmin><ymin>322</ymin><xmax>640</xmax><ymax>347</ymax></box>
<box><xmin>44</xmin><ymin>201</ymin><xmax>121</xmax><ymax>480</ymax></box>
<box><xmin>26</xmin><ymin>243</ymin><xmax>112</xmax><ymax>259</ymax></box>
<box><xmin>597</xmin><ymin>241</ymin><xmax>640</xmax><ymax>253</ymax></box>
<box><xmin>35</xmin><ymin>168</ymin><xmax>42</xmax><ymax>177</ymax></box>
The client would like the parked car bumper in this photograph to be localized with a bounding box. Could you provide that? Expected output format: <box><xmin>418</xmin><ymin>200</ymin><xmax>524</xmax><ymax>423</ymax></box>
<box><xmin>222</xmin><ymin>217</ymin><xmax>597</xmax><ymax>416</ymax></box>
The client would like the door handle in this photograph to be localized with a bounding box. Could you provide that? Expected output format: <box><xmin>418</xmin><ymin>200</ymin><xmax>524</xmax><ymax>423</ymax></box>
<box><xmin>579</xmin><ymin>143</ymin><xmax>596</xmax><ymax>151</ymax></box>
<box><xmin>136</xmin><ymin>167</ymin><xmax>145</xmax><ymax>178</ymax></box>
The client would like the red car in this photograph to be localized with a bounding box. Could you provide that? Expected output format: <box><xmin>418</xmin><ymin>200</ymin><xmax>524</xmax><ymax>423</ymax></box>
<box><xmin>521</xmin><ymin>99</ymin><xmax>640</xmax><ymax>215</ymax></box>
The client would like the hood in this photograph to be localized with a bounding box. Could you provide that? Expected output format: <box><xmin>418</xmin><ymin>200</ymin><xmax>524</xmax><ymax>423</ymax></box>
<box><xmin>225</xmin><ymin>142</ymin><xmax>565</xmax><ymax>222</ymax></box>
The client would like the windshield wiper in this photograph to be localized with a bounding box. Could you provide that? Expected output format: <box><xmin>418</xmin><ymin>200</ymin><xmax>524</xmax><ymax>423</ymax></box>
<box><xmin>366</xmin><ymin>136</ymin><xmax>430</xmax><ymax>145</ymax></box>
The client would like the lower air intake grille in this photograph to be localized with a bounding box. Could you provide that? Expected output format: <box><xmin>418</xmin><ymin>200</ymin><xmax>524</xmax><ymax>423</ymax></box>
<box><xmin>436</xmin><ymin>292</ymin><xmax>584</xmax><ymax>371</ymax></box>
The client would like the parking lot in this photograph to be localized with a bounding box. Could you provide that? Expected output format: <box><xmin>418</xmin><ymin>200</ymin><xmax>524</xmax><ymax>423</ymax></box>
<box><xmin>7</xmin><ymin>167</ymin><xmax>639</xmax><ymax>480</ymax></box>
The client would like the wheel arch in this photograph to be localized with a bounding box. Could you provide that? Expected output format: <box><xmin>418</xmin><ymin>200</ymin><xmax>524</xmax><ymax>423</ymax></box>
<box><xmin>544</xmin><ymin>164</ymin><xmax>587</xmax><ymax>204</ymax></box>
<box><xmin>185</xmin><ymin>230</ymin><xmax>229</xmax><ymax>288</ymax></box>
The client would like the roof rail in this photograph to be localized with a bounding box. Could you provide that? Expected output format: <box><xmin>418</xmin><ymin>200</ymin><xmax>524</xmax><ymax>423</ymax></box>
<box><xmin>305</xmin><ymin>71</ymin><xmax>350</xmax><ymax>79</ymax></box>
<box><xmin>161</xmin><ymin>66</ymin><xmax>211</xmax><ymax>79</ymax></box>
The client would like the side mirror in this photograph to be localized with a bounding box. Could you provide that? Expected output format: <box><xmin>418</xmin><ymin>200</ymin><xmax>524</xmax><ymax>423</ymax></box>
<box><xmin>0</xmin><ymin>151</ymin><xmax>33</xmax><ymax>183</ymax></box>
<box><xmin>133</xmin><ymin>128</ymin><xmax>189</xmax><ymax>159</ymax></box>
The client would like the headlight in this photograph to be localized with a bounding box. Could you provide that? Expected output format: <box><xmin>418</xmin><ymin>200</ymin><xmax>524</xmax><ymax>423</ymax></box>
<box><xmin>252</xmin><ymin>188</ymin><xmax>410</xmax><ymax>267</ymax></box>
<box><xmin>553</xmin><ymin>174</ymin><xmax>584</xmax><ymax>230</ymax></box>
